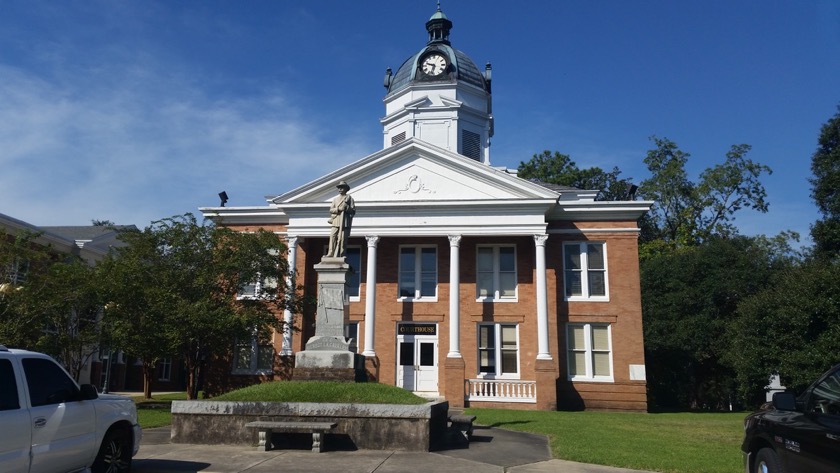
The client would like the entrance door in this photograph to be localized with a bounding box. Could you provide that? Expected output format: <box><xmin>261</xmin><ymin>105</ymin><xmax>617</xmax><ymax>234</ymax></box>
<box><xmin>396</xmin><ymin>324</ymin><xmax>438</xmax><ymax>394</ymax></box>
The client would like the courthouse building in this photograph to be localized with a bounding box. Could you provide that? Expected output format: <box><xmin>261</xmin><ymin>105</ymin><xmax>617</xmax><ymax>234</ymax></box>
<box><xmin>201</xmin><ymin>7</ymin><xmax>652</xmax><ymax>411</ymax></box>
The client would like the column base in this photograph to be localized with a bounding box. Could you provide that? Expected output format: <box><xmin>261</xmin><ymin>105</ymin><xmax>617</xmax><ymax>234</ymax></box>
<box><xmin>535</xmin><ymin>358</ymin><xmax>558</xmax><ymax>411</ymax></box>
<box><xmin>365</xmin><ymin>355</ymin><xmax>380</xmax><ymax>382</ymax></box>
<box><xmin>444</xmin><ymin>356</ymin><xmax>466</xmax><ymax>408</ymax></box>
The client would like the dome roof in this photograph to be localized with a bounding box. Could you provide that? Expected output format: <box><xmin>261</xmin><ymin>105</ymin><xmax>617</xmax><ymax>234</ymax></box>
<box><xmin>387</xmin><ymin>45</ymin><xmax>488</xmax><ymax>95</ymax></box>
<box><xmin>385</xmin><ymin>7</ymin><xmax>489</xmax><ymax>95</ymax></box>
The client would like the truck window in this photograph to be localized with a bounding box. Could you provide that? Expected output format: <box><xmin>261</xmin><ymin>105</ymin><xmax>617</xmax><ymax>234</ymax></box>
<box><xmin>22</xmin><ymin>358</ymin><xmax>79</xmax><ymax>407</ymax></box>
<box><xmin>0</xmin><ymin>359</ymin><xmax>20</xmax><ymax>410</ymax></box>
<box><xmin>811</xmin><ymin>369</ymin><xmax>840</xmax><ymax>415</ymax></box>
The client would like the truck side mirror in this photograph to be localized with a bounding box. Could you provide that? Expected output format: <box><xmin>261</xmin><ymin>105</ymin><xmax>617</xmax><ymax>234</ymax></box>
<box><xmin>772</xmin><ymin>391</ymin><xmax>797</xmax><ymax>411</ymax></box>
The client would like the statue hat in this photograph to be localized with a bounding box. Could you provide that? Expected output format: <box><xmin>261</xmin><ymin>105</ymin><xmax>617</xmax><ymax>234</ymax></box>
<box><xmin>336</xmin><ymin>180</ymin><xmax>350</xmax><ymax>190</ymax></box>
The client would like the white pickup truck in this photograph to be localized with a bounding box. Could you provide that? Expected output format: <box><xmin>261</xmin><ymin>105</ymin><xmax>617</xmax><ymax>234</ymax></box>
<box><xmin>0</xmin><ymin>345</ymin><xmax>142</xmax><ymax>473</ymax></box>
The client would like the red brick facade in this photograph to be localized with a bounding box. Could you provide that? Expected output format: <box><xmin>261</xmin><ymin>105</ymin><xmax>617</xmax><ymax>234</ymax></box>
<box><xmin>213</xmin><ymin>216</ymin><xmax>648</xmax><ymax>411</ymax></box>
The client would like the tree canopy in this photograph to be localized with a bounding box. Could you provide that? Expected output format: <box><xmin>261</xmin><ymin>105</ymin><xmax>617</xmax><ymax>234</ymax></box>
<box><xmin>639</xmin><ymin>137</ymin><xmax>772</xmax><ymax>249</ymax></box>
<box><xmin>100</xmin><ymin>214</ymin><xmax>302</xmax><ymax>399</ymax></box>
<box><xmin>641</xmin><ymin>235</ymin><xmax>788</xmax><ymax>408</ymax></box>
<box><xmin>517</xmin><ymin>150</ymin><xmax>632</xmax><ymax>201</ymax></box>
<box><xmin>727</xmin><ymin>259</ymin><xmax>840</xmax><ymax>400</ymax></box>
<box><xmin>810</xmin><ymin>106</ymin><xmax>840</xmax><ymax>259</ymax></box>
<box><xmin>0</xmin><ymin>231</ymin><xmax>103</xmax><ymax>380</ymax></box>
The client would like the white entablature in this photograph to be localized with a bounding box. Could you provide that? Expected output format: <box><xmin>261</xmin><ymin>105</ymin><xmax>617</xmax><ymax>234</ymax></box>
<box><xmin>199</xmin><ymin>138</ymin><xmax>652</xmax><ymax>234</ymax></box>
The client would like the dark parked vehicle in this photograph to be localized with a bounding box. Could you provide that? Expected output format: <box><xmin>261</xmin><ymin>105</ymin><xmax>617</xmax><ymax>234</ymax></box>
<box><xmin>742</xmin><ymin>364</ymin><xmax>840</xmax><ymax>473</ymax></box>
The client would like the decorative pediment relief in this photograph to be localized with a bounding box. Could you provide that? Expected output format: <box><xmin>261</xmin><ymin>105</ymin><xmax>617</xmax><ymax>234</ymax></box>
<box><xmin>271</xmin><ymin>139</ymin><xmax>558</xmax><ymax>205</ymax></box>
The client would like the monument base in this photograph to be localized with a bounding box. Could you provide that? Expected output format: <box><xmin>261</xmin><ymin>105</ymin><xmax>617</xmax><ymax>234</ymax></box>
<box><xmin>293</xmin><ymin>366</ymin><xmax>366</xmax><ymax>382</ymax></box>
<box><xmin>294</xmin><ymin>351</ymin><xmax>367</xmax><ymax>382</ymax></box>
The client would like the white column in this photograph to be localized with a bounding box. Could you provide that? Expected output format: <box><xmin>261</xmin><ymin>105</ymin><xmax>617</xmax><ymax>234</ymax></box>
<box><xmin>534</xmin><ymin>234</ymin><xmax>552</xmax><ymax>360</ymax></box>
<box><xmin>281</xmin><ymin>236</ymin><xmax>298</xmax><ymax>355</ymax></box>
<box><xmin>363</xmin><ymin>235</ymin><xmax>380</xmax><ymax>356</ymax></box>
<box><xmin>448</xmin><ymin>235</ymin><xmax>462</xmax><ymax>358</ymax></box>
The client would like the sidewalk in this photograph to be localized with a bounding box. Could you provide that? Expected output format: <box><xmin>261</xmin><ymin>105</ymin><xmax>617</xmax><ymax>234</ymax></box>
<box><xmin>133</xmin><ymin>425</ymin><xmax>653</xmax><ymax>473</ymax></box>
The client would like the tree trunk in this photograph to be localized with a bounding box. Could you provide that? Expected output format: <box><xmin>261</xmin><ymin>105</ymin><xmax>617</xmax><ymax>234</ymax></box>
<box><xmin>142</xmin><ymin>361</ymin><xmax>154</xmax><ymax>399</ymax></box>
<box><xmin>185</xmin><ymin>357</ymin><xmax>197</xmax><ymax>400</ymax></box>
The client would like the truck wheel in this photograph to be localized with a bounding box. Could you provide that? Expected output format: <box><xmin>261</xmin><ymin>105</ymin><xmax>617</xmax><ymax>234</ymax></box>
<box><xmin>755</xmin><ymin>447</ymin><xmax>785</xmax><ymax>473</ymax></box>
<box><xmin>92</xmin><ymin>427</ymin><xmax>132</xmax><ymax>473</ymax></box>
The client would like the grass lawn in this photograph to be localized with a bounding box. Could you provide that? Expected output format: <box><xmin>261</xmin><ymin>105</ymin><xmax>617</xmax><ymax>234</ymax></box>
<box><xmin>132</xmin><ymin>392</ymin><xmax>187</xmax><ymax>429</ymax></box>
<box><xmin>212</xmin><ymin>380</ymin><xmax>429</xmax><ymax>404</ymax></box>
<box><xmin>466</xmin><ymin>408</ymin><xmax>746</xmax><ymax>473</ymax></box>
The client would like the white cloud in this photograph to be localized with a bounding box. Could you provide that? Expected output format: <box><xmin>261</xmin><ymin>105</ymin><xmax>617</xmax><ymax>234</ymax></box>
<box><xmin>0</xmin><ymin>54</ymin><xmax>369</xmax><ymax>228</ymax></box>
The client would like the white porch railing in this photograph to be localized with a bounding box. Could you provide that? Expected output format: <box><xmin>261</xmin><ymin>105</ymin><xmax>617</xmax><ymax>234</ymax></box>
<box><xmin>466</xmin><ymin>379</ymin><xmax>537</xmax><ymax>403</ymax></box>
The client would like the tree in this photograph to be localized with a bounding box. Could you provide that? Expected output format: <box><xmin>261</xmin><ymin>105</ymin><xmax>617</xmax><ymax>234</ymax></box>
<box><xmin>727</xmin><ymin>259</ymin><xmax>840</xmax><ymax>404</ymax></box>
<box><xmin>641</xmin><ymin>235</ymin><xmax>786</xmax><ymax>409</ymax></box>
<box><xmin>809</xmin><ymin>105</ymin><xmax>840</xmax><ymax>259</ymax></box>
<box><xmin>101</xmin><ymin>214</ymin><xmax>301</xmax><ymax>399</ymax></box>
<box><xmin>517</xmin><ymin>150</ymin><xmax>632</xmax><ymax>201</ymax></box>
<box><xmin>639</xmin><ymin>137</ymin><xmax>772</xmax><ymax>249</ymax></box>
<box><xmin>0</xmin><ymin>231</ymin><xmax>103</xmax><ymax>380</ymax></box>
<box><xmin>1</xmin><ymin>231</ymin><xmax>47</xmax><ymax>345</ymax></box>
<box><xmin>21</xmin><ymin>259</ymin><xmax>103</xmax><ymax>380</ymax></box>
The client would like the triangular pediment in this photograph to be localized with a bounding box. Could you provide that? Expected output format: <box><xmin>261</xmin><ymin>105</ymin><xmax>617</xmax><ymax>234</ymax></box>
<box><xmin>272</xmin><ymin>138</ymin><xmax>558</xmax><ymax>205</ymax></box>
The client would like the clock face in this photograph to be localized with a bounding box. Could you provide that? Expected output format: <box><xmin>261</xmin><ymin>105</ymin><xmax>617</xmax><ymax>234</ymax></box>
<box><xmin>421</xmin><ymin>53</ymin><xmax>448</xmax><ymax>76</ymax></box>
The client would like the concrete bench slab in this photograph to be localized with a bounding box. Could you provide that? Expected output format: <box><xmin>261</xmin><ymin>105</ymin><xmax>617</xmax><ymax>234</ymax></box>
<box><xmin>449</xmin><ymin>414</ymin><xmax>477</xmax><ymax>441</ymax></box>
<box><xmin>245</xmin><ymin>421</ymin><xmax>337</xmax><ymax>452</ymax></box>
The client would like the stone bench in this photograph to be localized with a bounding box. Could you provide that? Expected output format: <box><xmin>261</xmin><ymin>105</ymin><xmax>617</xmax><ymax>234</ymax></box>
<box><xmin>449</xmin><ymin>414</ymin><xmax>477</xmax><ymax>440</ymax></box>
<box><xmin>245</xmin><ymin>421</ymin><xmax>337</xmax><ymax>453</ymax></box>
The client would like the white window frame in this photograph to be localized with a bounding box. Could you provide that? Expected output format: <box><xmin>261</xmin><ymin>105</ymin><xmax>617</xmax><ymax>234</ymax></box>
<box><xmin>476</xmin><ymin>323</ymin><xmax>520</xmax><ymax>379</ymax></box>
<box><xmin>231</xmin><ymin>333</ymin><xmax>274</xmax><ymax>375</ymax></box>
<box><xmin>237</xmin><ymin>249</ymin><xmax>280</xmax><ymax>300</ymax></box>
<box><xmin>236</xmin><ymin>272</ymin><xmax>278</xmax><ymax>300</ymax></box>
<box><xmin>398</xmin><ymin>245</ymin><xmax>438</xmax><ymax>302</ymax></box>
<box><xmin>157</xmin><ymin>357</ymin><xmax>172</xmax><ymax>381</ymax></box>
<box><xmin>563</xmin><ymin>242</ymin><xmax>609</xmax><ymax>301</ymax></box>
<box><xmin>566</xmin><ymin>323</ymin><xmax>614</xmax><ymax>382</ymax></box>
<box><xmin>476</xmin><ymin>245</ymin><xmax>518</xmax><ymax>302</ymax></box>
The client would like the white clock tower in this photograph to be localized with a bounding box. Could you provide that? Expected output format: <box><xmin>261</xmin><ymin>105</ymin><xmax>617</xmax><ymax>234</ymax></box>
<box><xmin>381</xmin><ymin>5</ymin><xmax>494</xmax><ymax>165</ymax></box>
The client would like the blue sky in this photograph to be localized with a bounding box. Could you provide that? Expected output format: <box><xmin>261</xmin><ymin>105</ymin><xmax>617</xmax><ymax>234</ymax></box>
<box><xmin>2</xmin><ymin>1</ymin><xmax>838</xmax><ymax>247</ymax></box>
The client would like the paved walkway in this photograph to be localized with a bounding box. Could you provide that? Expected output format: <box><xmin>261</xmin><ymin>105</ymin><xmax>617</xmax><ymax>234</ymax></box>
<box><xmin>133</xmin><ymin>425</ymin><xmax>653</xmax><ymax>473</ymax></box>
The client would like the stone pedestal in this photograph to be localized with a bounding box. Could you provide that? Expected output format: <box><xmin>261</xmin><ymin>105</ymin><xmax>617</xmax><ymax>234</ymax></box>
<box><xmin>294</xmin><ymin>257</ymin><xmax>365</xmax><ymax>381</ymax></box>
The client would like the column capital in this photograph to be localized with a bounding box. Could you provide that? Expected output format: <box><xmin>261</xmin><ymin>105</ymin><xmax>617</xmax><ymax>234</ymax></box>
<box><xmin>286</xmin><ymin>235</ymin><xmax>299</xmax><ymax>248</ymax></box>
<box><xmin>533</xmin><ymin>234</ymin><xmax>549</xmax><ymax>246</ymax></box>
<box><xmin>365</xmin><ymin>235</ymin><xmax>380</xmax><ymax>247</ymax></box>
<box><xmin>448</xmin><ymin>234</ymin><xmax>462</xmax><ymax>246</ymax></box>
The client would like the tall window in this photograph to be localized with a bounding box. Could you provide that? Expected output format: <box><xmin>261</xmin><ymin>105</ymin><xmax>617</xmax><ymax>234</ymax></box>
<box><xmin>567</xmin><ymin>323</ymin><xmax>613</xmax><ymax>381</ymax></box>
<box><xmin>563</xmin><ymin>242</ymin><xmax>608</xmax><ymax>300</ymax></box>
<box><xmin>237</xmin><ymin>249</ymin><xmax>279</xmax><ymax>300</ymax></box>
<box><xmin>476</xmin><ymin>245</ymin><xmax>517</xmax><ymax>300</ymax></box>
<box><xmin>477</xmin><ymin>324</ymin><xmax>519</xmax><ymax>377</ymax></box>
<box><xmin>346</xmin><ymin>246</ymin><xmax>362</xmax><ymax>300</ymax></box>
<box><xmin>237</xmin><ymin>274</ymin><xmax>277</xmax><ymax>300</ymax></box>
<box><xmin>399</xmin><ymin>246</ymin><xmax>437</xmax><ymax>300</ymax></box>
<box><xmin>232</xmin><ymin>335</ymin><xmax>274</xmax><ymax>375</ymax></box>
<box><xmin>157</xmin><ymin>358</ymin><xmax>172</xmax><ymax>381</ymax></box>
